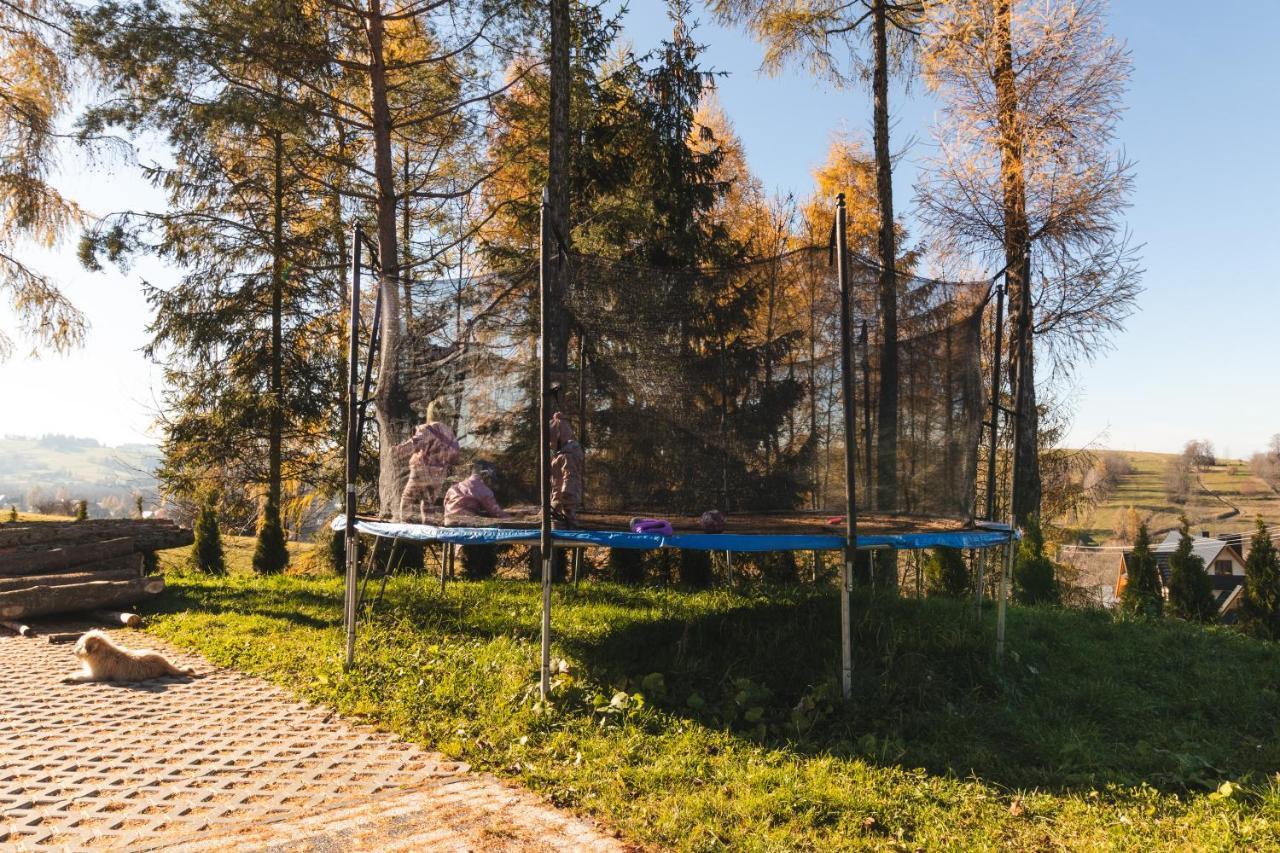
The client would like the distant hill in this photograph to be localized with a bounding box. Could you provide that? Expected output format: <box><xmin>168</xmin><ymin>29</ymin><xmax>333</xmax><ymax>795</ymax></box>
<box><xmin>0</xmin><ymin>435</ymin><xmax>160</xmax><ymax>515</ymax></box>
<box><xmin>1058</xmin><ymin>449</ymin><xmax>1280</xmax><ymax>546</ymax></box>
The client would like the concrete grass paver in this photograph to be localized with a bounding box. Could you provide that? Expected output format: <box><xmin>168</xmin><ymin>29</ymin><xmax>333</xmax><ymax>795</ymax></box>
<box><xmin>0</xmin><ymin>622</ymin><xmax>629</xmax><ymax>851</ymax></box>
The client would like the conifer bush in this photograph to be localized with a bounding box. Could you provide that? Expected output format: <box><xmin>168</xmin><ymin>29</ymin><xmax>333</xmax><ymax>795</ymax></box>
<box><xmin>1167</xmin><ymin>517</ymin><xmax>1214</xmax><ymax>621</ymax></box>
<box><xmin>1013</xmin><ymin>515</ymin><xmax>1059</xmax><ymax>605</ymax></box>
<box><xmin>191</xmin><ymin>491</ymin><xmax>226</xmax><ymax>574</ymax></box>
<box><xmin>1121</xmin><ymin>521</ymin><xmax>1163</xmax><ymax>617</ymax></box>
<box><xmin>252</xmin><ymin>497</ymin><xmax>289</xmax><ymax>574</ymax></box>
<box><xmin>1242</xmin><ymin>517</ymin><xmax>1280</xmax><ymax>638</ymax></box>
<box><xmin>925</xmin><ymin>546</ymin><xmax>970</xmax><ymax>598</ymax></box>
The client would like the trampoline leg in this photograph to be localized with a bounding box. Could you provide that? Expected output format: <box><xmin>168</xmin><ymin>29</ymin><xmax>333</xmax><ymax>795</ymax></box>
<box><xmin>343</xmin><ymin>533</ymin><xmax>357</xmax><ymax>669</ymax></box>
<box><xmin>975</xmin><ymin>550</ymin><xmax>986</xmax><ymax>617</ymax></box>
<box><xmin>840</xmin><ymin>549</ymin><xmax>854</xmax><ymax>699</ymax></box>
<box><xmin>572</xmin><ymin>548</ymin><xmax>583</xmax><ymax>588</ymax></box>
<box><xmin>439</xmin><ymin>543</ymin><xmax>449</xmax><ymax>593</ymax></box>
<box><xmin>812</xmin><ymin>550</ymin><xmax>820</xmax><ymax>583</ymax></box>
<box><xmin>997</xmin><ymin>536</ymin><xmax>1013</xmax><ymax>658</ymax></box>
<box><xmin>726</xmin><ymin>551</ymin><xmax>735</xmax><ymax>586</ymax></box>
<box><xmin>540</xmin><ymin>548</ymin><xmax>552</xmax><ymax>700</ymax></box>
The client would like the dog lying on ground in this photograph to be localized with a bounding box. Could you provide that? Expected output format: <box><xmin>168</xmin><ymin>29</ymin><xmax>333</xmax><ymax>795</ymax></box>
<box><xmin>63</xmin><ymin>629</ymin><xmax>199</xmax><ymax>683</ymax></box>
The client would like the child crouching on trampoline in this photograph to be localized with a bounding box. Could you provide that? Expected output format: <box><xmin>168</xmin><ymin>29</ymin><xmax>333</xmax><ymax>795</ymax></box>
<box><xmin>443</xmin><ymin>461</ymin><xmax>509</xmax><ymax>523</ymax></box>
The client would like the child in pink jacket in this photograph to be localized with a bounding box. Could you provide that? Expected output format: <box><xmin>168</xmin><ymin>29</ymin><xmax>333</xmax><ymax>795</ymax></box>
<box><xmin>444</xmin><ymin>462</ymin><xmax>509</xmax><ymax>522</ymax></box>
<box><xmin>549</xmin><ymin>411</ymin><xmax>585</xmax><ymax>527</ymax></box>
<box><xmin>394</xmin><ymin>401</ymin><xmax>460</xmax><ymax>523</ymax></box>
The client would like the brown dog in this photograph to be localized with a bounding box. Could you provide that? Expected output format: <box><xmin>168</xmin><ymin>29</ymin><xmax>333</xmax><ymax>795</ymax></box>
<box><xmin>63</xmin><ymin>630</ymin><xmax>198</xmax><ymax>683</ymax></box>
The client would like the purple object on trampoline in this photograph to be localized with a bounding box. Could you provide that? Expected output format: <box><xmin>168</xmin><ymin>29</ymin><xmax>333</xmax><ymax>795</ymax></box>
<box><xmin>629</xmin><ymin>518</ymin><xmax>674</xmax><ymax>537</ymax></box>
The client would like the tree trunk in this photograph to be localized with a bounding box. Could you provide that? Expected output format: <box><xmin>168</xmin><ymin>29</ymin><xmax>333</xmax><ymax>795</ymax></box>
<box><xmin>402</xmin><ymin>142</ymin><xmax>413</xmax><ymax>320</ymax></box>
<box><xmin>0</xmin><ymin>538</ymin><xmax>137</xmax><ymax>576</ymax></box>
<box><xmin>266</xmin><ymin>127</ymin><xmax>285</xmax><ymax>539</ymax></box>
<box><xmin>0</xmin><ymin>576</ymin><xmax>165</xmax><ymax>620</ymax></box>
<box><xmin>871</xmin><ymin>0</ymin><xmax>898</xmax><ymax>591</ymax></box>
<box><xmin>0</xmin><ymin>520</ymin><xmax>191</xmax><ymax>551</ymax></box>
<box><xmin>367</xmin><ymin>0</ymin><xmax>411</xmax><ymax>514</ymax></box>
<box><xmin>333</xmin><ymin>120</ymin><xmax>350</xmax><ymax>456</ymax></box>
<box><xmin>993</xmin><ymin>0</ymin><xmax>1041</xmax><ymax>525</ymax></box>
<box><xmin>0</xmin><ymin>562</ymin><xmax>143</xmax><ymax>592</ymax></box>
<box><xmin>546</xmin><ymin>0</ymin><xmax>571</xmax><ymax>380</ymax></box>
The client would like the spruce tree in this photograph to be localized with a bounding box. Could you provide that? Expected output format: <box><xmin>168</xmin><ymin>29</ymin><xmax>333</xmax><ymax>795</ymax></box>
<box><xmin>1013</xmin><ymin>514</ymin><xmax>1059</xmax><ymax>605</ymax></box>
<box><xmin>925</xmin><ymin>546</ymin><xmax>969</xmax><ymax>598</ymax></box>
<box><xmin>74</xmin><ymin>499</ymin><xmax>88</xmax><ymax>521</ymax></box>
<box><xmin>1121</xmin><ymin>521</ymin><xmax>1162</xmax><ymax>617</ymax></box>
<box><xmin>1242</xmin><ymin>517</ymin><xmax>1280</xmax><ymax>638</ymax></box>
<box><xmin>1167</xmin><ymin>517</ymin><xmax>1214</xmax><ymax>621</ymax></box>
<box><xmin>7</xmin><ymin>505</ymin><xmax>17</xmax><ymax>522</ymax></box>
<box><xmin>191</xmin><ymin>491</ymin><xmax>226</xmax><ymax>574</ymax></box>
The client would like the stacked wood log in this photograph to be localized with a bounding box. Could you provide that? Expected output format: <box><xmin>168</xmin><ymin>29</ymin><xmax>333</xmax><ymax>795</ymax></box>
<box><xmin>0</xmin><ymin>519</ymin><xmax>192</xmax><ymax>625</ymax></box>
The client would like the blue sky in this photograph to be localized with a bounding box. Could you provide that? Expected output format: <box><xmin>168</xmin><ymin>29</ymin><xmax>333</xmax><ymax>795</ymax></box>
<box><xmin>5</xmin><ymin>0</ymin><xmax>1278</xmax><ymax>457</ymax></box>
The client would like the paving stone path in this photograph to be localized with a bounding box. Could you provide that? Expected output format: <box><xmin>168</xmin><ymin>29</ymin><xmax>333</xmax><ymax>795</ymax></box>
<box><xmin>0</xmin><ymin>623</ymin><xmax>630</xmax><ymax>851</ymax></box>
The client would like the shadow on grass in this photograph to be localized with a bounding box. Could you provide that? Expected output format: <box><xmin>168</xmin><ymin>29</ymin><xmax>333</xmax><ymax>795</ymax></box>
<box><xmin>148</xmin><ymin>584</ymin><xmax>341</xmax><ymax>631</ymax></box>
<box><xmin>554</xmin><ymin>587</ymin><xmax>1280</xmax><ymax>794</ymax></box>
<box><xmin>157</xmin><ymin>572</ymin><xmax>1280</xmax><ymax>794</ymax></box>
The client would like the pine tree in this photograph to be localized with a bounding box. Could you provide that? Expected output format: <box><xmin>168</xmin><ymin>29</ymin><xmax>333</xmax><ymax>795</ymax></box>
<box><xmin>74</xmin><ymin>499</ymin><xmax>88</xmax><ymax>521</ymax></box>
<box><xmin>1121</xmin><ymin>521</ymin><xmax>1162</xmax><ymax>617</ymax></box>
<box><xmin>7</xmin><ymin>505</ymin><xmax>17</xmax><ymax>522</ymax></box>
<box><xmin>1167</xmin><ymin>517</ymin><xmax>1214</xmax><ymax>621</ymax></box>
<box><xmin>1013</xmin><ymin>514</ymin><xmax>1059</xmax><ymax>605</ymax></box>
<box><xmin>1241</xmin><ymin>517</ymin><xmax>1280</xmax><ymax>638</ymax></box>
<box><xmin>191</xmin><ymin>491</ymin><xmax>226</xmax><ymax>574</ymax></box>
<box><xmin>925</xmin><ymin>547</ymin><xmax>969</xmax><ymax>598</ymax></box>
<box><xmin>133</xmin><ymin>495</ymin><xmax>144</xmax><ymax>519</ymax></box>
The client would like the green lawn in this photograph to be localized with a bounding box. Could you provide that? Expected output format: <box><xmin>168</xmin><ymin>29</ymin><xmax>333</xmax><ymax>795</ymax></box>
<box><xmin>137</xmin><ymin>557</ymin><xmax>1280</xmax><ymax>851</ymax></box>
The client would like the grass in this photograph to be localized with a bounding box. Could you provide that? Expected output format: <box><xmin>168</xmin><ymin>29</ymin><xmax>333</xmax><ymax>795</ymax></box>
<box><xmin>139</xmin><ymin>552</ymin><xmax>1280</xmax><ymax>851</ymax></box>
<box><xmin>1064</xmin><ymin>450</ymin><xmax>1280</xmax><ymax>544</ymax></box>
<box><xmin>5</xmin><ymin>511</ymin><xmax>75</xmax><ymax>522</ymax></box>
<box><xmin>156</xmin><ymin>533</ymin><xmax>318</xmax><ymax>575</ymax></box>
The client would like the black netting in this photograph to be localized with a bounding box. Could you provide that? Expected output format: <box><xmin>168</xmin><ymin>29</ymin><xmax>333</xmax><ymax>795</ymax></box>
<box><xmin>367</xmin><ymin>244</ymin><xmax>992</xmax><ymax>528</ymax></box>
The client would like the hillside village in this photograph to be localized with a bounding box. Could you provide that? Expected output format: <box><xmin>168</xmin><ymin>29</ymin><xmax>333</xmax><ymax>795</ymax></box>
<box><xmin>1057</xmin><ymin>443</ymin><xmax>1280</xmax><ymax>607</ymax></box>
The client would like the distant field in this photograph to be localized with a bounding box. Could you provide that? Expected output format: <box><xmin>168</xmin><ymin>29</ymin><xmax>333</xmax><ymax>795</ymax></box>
<box><xmin>1060</xmin><ymin>450</ymin><xmax>1280</xmax><ymax>545</ymax></box>
<box><xmin>0</xmin><ymin>436</ymin><xmax>158</xmax><ymax>502</ymax></box>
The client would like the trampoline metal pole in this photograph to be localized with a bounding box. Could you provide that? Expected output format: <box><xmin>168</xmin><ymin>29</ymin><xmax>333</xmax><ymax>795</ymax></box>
<box><xmin>343</xmin><ymin>224</ymin><xmax>362</xmax><ymax>669</ymax></box>
<box><xmin>978</xmin><ymin>281</ymin><xmax>1005</xmax><ymax>617</ymax></box>
<box><xmin>538</xmin><ymin>189</ymin><xmax>554</xmax><ymax>701</ymax></box>
<box><xmin>835</xmin><ymin>195</ymin><xmax>857</xmax><ymax>700</ymax></box>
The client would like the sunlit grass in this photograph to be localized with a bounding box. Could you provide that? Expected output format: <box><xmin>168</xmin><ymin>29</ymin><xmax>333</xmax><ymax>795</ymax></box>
<box><xmin>140</xmin><ymin>560</ymin><xmax>1280</xmax><ymax>850</ymax></box>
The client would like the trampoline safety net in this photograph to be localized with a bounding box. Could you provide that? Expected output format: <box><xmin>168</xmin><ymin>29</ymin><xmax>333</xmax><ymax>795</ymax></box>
<box><xmin>365</xmin><ymin>243</ymin><xmax>991</xmax><ymax>530</ymax></box>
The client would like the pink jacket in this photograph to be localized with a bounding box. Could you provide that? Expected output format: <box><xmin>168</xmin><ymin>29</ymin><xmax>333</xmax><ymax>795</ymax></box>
<box><xmin>395</xmin><ymin>422</ymin><xmax>460</xmax><ymax>476</ymax></box>
<box><xmin>548</xmin><ymin>412</ymin><xmax>584</xmax><ymax>511</ymax></box>
<box><xmin>548</xmin><ymin>412</ymin><xmax>575</xmax><ymax>449</ymax></box>
<box><xmin>443</xmin><ymin>474</ymin><xmax>507</xmax><ymax>519</ymax></box>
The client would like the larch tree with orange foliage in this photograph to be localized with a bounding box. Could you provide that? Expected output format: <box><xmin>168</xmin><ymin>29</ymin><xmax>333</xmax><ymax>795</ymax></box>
<box><xmin>917</xmin><ymin>0</ymin><xmax>1141</xmax><ymax>526</ymax></box>
<box><xmin>710</xmin><ymin>0</ymin><xmax>926</xmax><ymax>537</ymax></box>
<box><xmin>0</xmin><ymin>0</ymin><xmax>86</xmax><ymax>358</ymax></box>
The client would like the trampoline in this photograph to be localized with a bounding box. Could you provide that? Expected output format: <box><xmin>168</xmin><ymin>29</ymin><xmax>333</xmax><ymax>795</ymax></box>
<box><xmin>332</xmin><ymin>512</ymin><xmax>1014</xmax><ymax>553</ymax></box>
<box><xmin>339</xmin><ymin>194</ymin><xmax>1021</xmax><ymax>700</ymax></box>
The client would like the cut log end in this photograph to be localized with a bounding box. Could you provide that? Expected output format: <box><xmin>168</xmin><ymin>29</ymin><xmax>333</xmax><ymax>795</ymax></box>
<box><xmin>0</xmin><ymin>620</ymin><xmax>32</xmax><ymax>637</ymax></box>
<box><xmin>91</xmin><ymin>609</ymin><xmax>142</xmax><ymax>628</ymax></box>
